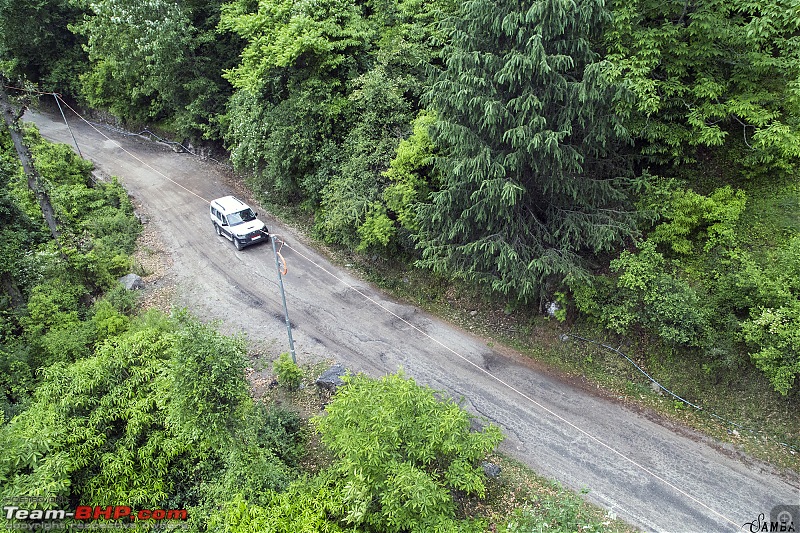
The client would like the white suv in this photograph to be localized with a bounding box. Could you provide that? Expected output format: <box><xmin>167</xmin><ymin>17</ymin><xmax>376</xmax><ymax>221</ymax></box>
<box><xmin>209</xmin><ymin>196</ymin><xmax>269</xmax><ymax>250</ymax></box>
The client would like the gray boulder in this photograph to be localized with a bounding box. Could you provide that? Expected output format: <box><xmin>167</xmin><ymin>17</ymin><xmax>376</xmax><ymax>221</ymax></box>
<box><xmin>315</xmin><ymin>363</ymin><xmax>347</xmax><ymax>391</ymax></box>
<box><xmin>481</xmin><ymin>461</ymin><xmax>501</xmax><ymax>479</ymax></box>
<box><xmin>118</xmin><ymin>273</ymin><xmax>144</xmax><ymax>290</ymax></box>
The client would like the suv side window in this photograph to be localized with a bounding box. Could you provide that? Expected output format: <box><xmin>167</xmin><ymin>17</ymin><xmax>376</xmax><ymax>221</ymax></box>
<box><xmin>211</xmin><ymin>206</ymin><xmax>226</xmax><ymax>225</ymax></box>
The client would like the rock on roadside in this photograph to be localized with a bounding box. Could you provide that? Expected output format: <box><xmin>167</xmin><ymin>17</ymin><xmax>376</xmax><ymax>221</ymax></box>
<box><xmin>118</xmin><ymin>273</ymin><xmax>145</xmax><ymax>290</ymax></box>
<box><xmin>315</xmin><ymin>363</ymin><xmax>348</xmax><ymax>391</ymax></box>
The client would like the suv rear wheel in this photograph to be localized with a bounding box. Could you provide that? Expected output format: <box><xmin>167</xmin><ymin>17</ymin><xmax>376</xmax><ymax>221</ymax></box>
<box><xmin>214</xmin><ymin>223</ymin><xmax>221</xmax><ymax>236</ymax></box>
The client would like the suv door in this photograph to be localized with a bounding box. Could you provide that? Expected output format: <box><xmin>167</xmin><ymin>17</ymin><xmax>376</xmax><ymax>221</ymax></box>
<box><xmin>219</xmin><ymin>213</ymin><xmax>233</xmax><ymax>239</ymax></box>
<box><xmin>211</xmin><ymin>206</ymin><xmax>230</xmax><ymax>239</ymax></box>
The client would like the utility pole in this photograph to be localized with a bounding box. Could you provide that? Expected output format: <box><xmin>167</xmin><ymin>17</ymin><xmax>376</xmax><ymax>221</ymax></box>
<box><xmin>271</xmin><ymin>234</ymin><xmax>297</xmax><ymax>363</ymax></box>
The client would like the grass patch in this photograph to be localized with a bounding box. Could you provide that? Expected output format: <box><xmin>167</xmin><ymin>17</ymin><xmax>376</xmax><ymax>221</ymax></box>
<box><xmin>471</xmin><ymin>455</ymin><xmax>636</xmax><ymax>532</ymax></box>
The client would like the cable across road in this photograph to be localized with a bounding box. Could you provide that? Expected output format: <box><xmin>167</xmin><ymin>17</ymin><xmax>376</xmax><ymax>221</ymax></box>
<box><xmin>21</xmin><ymin>88</ymin><xmax>746</xmax><ymax>530</ymax></box>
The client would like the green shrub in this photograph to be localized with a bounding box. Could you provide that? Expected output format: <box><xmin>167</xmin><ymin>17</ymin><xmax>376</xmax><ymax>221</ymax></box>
<box><xmin>577</xmin><ymin>241</ymin><xmax>712</xmax><ymax>348</ymax></box>
<box><xmin>39</xmin><ymin>320</ymin><xmax>96</xmax><ymax>365</ymax></box>
<box><xmin>168</xmin><ymin>313</ymin><xmax>250</xmax><ymax>447</ymax></box>
<box><xmin>742</xmin><ymin>301</ymin><xmax>800</xmax><ymax>396</ymax></box>
<box><xmin>357</xmin><ymin>111</ymin><xmax>437</xmax><ymax>252</ymax></box>
<box><xmin>0</xmin><ymin>325</ymin><xmax>181</xmax><ymax>507</ymax></box>
<box><xmin>22</xmin><ymin>280</ymin><xmax>86</xmax><ymax>335</ymax></box>
<box><xmin>501</xmin><ymin>491</ymin><xmax>609</xmax><ymax>533</ymax></box>
<box><xmin>646</xmin><ymin>185</ymin><xmax>746</xmax><ymax>255</ymax></box>
<box><xmin>0</xmin><ymin>344</ymin><xmax>34</xmax><ymax>422</ymax></box>
<box><xmin>256</xmin><ymin>404</ymin><xmax>305</xmax><ymax>467</ymax></box>
<box><xmin>91</xmin><ymin>298</ymin><xmax>130</xmax><ymax>341</ymax></box>
<box><xmin>273</xmin><ymin>353</ymin><xmax>303</xmax><ymax>391</ymax></box>
<box><xmin>357</xmin><ymin>202</ymin><xmax>395</xmax><ymax>251</ymax></box>
<box><xmin>0</xmin><ymin>312</ymin><xmax>276</xmax><ymax>513</ymax></box>
<box><xmin>101</xmin><ymin>283</ymin><xmax>139</xmax><ymax>315</ymax></box>
<box><xmin>217</xmin><ymin>442</ymin><xmax>293</xmax><ymax>506</ymax></box>
<box><xmin>312</xmin><ymin>371</ymin><xmax>503</xmax><ymax>532</ymax></box>
<box><xmin>206</xmin><ymin>404</ymin><xmax>306</xmax><ymax>509</ymax></box>
<box><xmin>212</xmin><ymin>481</ymin><xmax>350</xmax><ymax>533</ymax></box>
<box><xmin>21</xmin><ymin>279</ymin><xmax>94</xmax><ymax>366</ymax></box>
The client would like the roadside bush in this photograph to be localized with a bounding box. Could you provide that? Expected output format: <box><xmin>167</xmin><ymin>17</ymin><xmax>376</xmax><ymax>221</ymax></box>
<box><xmin>312</xmin><ymin>371</ymin><xmax>503</xmax><ymax>532</ymax></box>
<box><xmin>27</xmin><ymin>128</ymin><xmax>141</xmax><ymax>289</ymax></box>
<box><xmin>575</xmin><ymin>241</ymin><xmax>712</xmax><ymax>348</ymax></box>
<box><xmin>90</xmin><ymin>298</ymin><xmax>130</xmax><ymax>341</ymax></box>
<box><xmin>39</xmin><ymin>320</ymin><xmax>96</xmax><ymax>365</ymax></box>
<box><xmin>0</xmin><ymin>325</ymin><xmax>180</xmax><ymax>507</ymax></box>
<box><xmin>255</xmin><ymin>404</ymin><xmax>305</xmax><ymax>467</ymax></box>
<box><xmin>181</xmin><ymin>403</ymin><xmax>307</xmax><ymax>529</ymax></box>
<box><xmin>62</xmin><ymin>240</ymin><xmax>132</xmax><ymax>291</ymax></box>
<box><xmin>213</xmin><ymin>403</ymin><xmax>306</xmax><ymax>504</ymax></box>
<box><xmin>168</xmin><ymin>313</ymin><xmax>250</xmax><ymax>447</ymax></box>
<box><xmin>501</xmin><ymin>491</ymin><xmax>608</xmax><ymax>533</ymax></box>
<box><xmin>0</xmin><ymin>312</ymin><xmax>293</xmax><ymax>513</ymax></box>
<box><xmin>273</xmin><ymin>352</ymin><xmax>302</xmax><ymax>391</ymax></box>
<box><xmin>100</xmin><ymin>283</ymin><xmax>138</xmax><ymax>315</ymax></box>
<box><xmin>572</xmin><ymin>197</ymin><xmax>800</xmax><ymax>393</ymax></box>
<box><xmin>216</xmin><ymin>441</ymin><xmax>294</xmax><ymax>507</ymax></box>
<box><xmin>213</xmin><ymin>481</ymin><xmax>351</xmax><ymax>533</ymax></box>
<box><xmin>87</xmin><ymin>203</ymin><xmax>141</xmax><ymax>254</ymax></box>
<box><xmin>21</xmin><ymin>278</ymin><xmax>94</xmax><ymax>367</ymax></box>
<box><xmin>742</xmin><ymin>301</ymin><xmax>800</xmax><ymax>396</ymax></box>
<box><xmin>21</xmin><ymin>280</ymin><xmax>85</xmax><ymax>337</ymax></box>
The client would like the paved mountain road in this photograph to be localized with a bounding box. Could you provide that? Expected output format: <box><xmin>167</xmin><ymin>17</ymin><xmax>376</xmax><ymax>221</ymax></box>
<box><xmin>27</xmin><ymin>109</ymin><xmax>799</xmax><ymax>532</ymax></box>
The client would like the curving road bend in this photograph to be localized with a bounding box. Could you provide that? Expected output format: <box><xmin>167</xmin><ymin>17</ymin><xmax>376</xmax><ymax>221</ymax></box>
<box><xmin>26</xmin><ymin>108</ymin><xmax>799</xmax><ymax>533</ymax></box>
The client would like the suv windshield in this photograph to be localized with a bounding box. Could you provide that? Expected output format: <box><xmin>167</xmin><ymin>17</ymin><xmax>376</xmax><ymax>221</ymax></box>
<box><xmin>227</xmin><ymin>209</ymin><xmax>256</xmax><ymax>226</ymax></box>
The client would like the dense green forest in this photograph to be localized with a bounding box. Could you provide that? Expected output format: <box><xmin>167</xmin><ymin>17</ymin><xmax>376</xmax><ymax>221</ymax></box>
<box><xmin>1</xmin><ymin>0</ymin><xmax>799</xmax><ymax>523</ymax></box>
<box><xmin>2</xmin><ymin>0</ymin><xmax>799</xmax><ymax>419</ymax></box>
<box><xmin>1</xmin><ymin>0</ymin><xmax>799</xmax><ymax>529</ymax></box>
<box><xmin>4</xmin><ymin>0</ymin><xmax>793</xmax><ymax>397</ymax></box>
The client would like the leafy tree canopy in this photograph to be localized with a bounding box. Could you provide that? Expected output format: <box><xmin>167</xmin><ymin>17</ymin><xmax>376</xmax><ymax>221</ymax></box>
<box><xmin>220</xmin><ymin>0</ymin><xmax>371</xmax><ymax>93</ymax></box>
<box><xmin>0</xmin><ymin>0</ymin><xmax>88</xmax><ymax>92</ymax></box>
<box><xmin>313</xmin><ymin>372</ymin><xmax>503</xmax><ymax>532</ymax></box>
<box><xmin>603</xmin><ymin>0</ymin><xmax>800</xmax><ymax>169</ymax></box>
<box><xmin>73</xmin><ymin>0</ymin><xmax>239</xmax><ymax>139</ymax></box>
<box><xmin>0</xmin><ymin>312</ymin><xmax>259</xmax><ymax>507</ymax></box>
<box><xmin>73</xmin><ymin>0</ymin><xmax>192</xmax><ymax>123</ymax></box>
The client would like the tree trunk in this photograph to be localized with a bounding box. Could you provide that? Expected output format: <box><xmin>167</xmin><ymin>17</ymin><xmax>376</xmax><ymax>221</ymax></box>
<box><xmin>0</xmin><ymin>82</ymin><xmax>61</xmax><ymax>241</ymax></box>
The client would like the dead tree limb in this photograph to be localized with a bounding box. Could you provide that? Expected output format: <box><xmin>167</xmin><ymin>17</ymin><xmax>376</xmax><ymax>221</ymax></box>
<box><xmin>0</xmin><ymin>80</ymin><xmax>61</xmax><ymax>241</ymax></box>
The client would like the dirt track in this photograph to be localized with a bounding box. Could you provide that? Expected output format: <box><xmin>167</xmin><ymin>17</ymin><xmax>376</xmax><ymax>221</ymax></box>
<box><xmin>27</xmin><ymin>108</ymin><xmax>799</xmax><ymax>532</ymax></box>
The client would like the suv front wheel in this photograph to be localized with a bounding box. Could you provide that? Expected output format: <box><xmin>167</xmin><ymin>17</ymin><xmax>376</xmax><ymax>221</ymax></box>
<box><xmin>234</xmin><ymin>237</ymin><xmax>244</xmax><ymax>251</ymax></box>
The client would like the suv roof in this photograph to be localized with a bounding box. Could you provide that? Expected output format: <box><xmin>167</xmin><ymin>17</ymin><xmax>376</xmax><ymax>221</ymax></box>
<box><xmin>211</xmin><ymin>195</ymin><xmax>251</xmax><ymax>215</ymax></box>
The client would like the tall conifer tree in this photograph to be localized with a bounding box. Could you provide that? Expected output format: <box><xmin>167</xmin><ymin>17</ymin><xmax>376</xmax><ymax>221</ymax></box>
<box><xmin>419</xmin><ymin>0</ymin><xmax>637</xmax><ymax>303</ymax></box>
